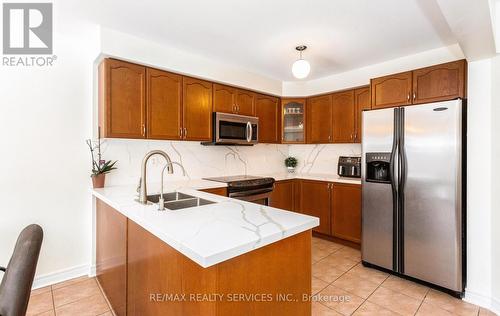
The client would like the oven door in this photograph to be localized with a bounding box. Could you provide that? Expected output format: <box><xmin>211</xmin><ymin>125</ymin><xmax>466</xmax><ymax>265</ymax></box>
<box><xmin>215</xmin><ymin>113</ymin><xmax>258</xmax><ymax>144</ymax></box>
<box><xmin>228</xmin><ymin>188</ymin><xmax>272</xmax><ymax>205</ymax></box>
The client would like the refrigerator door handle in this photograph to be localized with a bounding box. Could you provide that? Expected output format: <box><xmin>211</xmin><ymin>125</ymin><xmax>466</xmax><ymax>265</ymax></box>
<box><xmin>397</xmin><ymin>107</ymin><xmax>408</xmax><ymax>273</ymax></box>
<box><xmin>390</xmin><ymin>109</ymin><xmax>399</xmax><ymax>194</ymax></box>
<box><xmin>389</xmin><ymin>107</ymin><xmax>400</xmax><ymax>271</ymax></box>
<box><xmin>398</xmin><ymin>108</ymin><xmax>407</xmax><ymax>194</ymax></box>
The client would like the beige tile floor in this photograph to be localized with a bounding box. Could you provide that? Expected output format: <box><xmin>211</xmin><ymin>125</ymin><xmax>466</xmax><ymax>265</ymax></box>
<box><xmin>27</xmin><ymin>237</ymin><xmax>496</xmax><ymax>316</ymax></box>
<box><xmin>27</xmin><ymin>276</ymin><xmax>111</xmax><ymax>316</ymax></box>
<box><xmin>311</xmin><ymin>237</ymin><xmax>496</xmax><ymax>316</ymax></box>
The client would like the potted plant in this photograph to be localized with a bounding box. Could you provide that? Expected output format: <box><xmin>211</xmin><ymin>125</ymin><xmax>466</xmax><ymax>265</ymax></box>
<box><xmin>285</xmin><ymin>157</ymin><xmax>298</xmax><ymax>173</ymax></box>
<box><xmin>86</xmin><ymin>133</ymin><xmax>117</xmax><ymax>188</ymax></box>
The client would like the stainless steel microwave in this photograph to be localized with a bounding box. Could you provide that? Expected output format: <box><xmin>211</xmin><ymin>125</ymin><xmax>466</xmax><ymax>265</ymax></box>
<box><xmin>203</xmin><ymin>112</ymin><xmax>258</xmax><ymax>145</ymax></box>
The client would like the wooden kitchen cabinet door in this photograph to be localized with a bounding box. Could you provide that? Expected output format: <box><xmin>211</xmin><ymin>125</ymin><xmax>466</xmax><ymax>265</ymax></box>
<box><xmin>412</xmin><ymin>59</ymin><xmax>466</xmax><ymax>104</ymax></box>
<box><xmin>182</xmin><ymin>77</ymin><xmax>213</xmax><ymax>141</ymax></box>
<box><xmin>298</xmin><ymin>180</ymin><xmax>331</xmax><ymax>235</ymax></box>
<box><xmin>306</xmin><ymin>94</ymin><xmax>332</xmax><ymax>143</ymax></box>
<box><xmin>331</xmin><ymin>90</ymin><xmax>356</xmax><ymax>143</ymax></box>
<box><xmin>200</xmin><ymin>187</ymin><xmax>228</xmax><ymax>196</ymax></box>
<box><xmin>255</xmin><ymin>94</ymin><xmax>280</xmax><ymax>143</ymax></box>
<box><xmin>331</xmin><ymin>183</ymin><xmax>361</xmax><ymax>243</ymax></box>
<box><xmin>213</xmin><ymin>83</ymin><xmax>236</xmax><ymax>114</ymax></box>
<box><xmin>146</xmin><ymin>68</ymin><xmax>182</xmax><ymax>140</ymax></box>
<box><xmin>354</xmin><ymin>87</ymin><xmax>371</xmax><ymax>143</ymax></box>
<box><xmin>100</xmin><ymin>58</ymin><xmax>146</xmax><ymax>138</ymax></box>
<box><xmin>270</xmin><ymin>180</ymin><xmax>295</xmax><ymax>211</ymax></box>
<box><xmin>236</xmin><ymin>89</ymin><xmax>255</xmax><ymax>116</ymax></box>
<box><xmin>96</xmin><ymin>199</ymin><xmax>127</xmax><ymax>316</ymax></box>
<box><xmin>371</xmin><ymin>71</ymin><xmax>412</xmax><ymax>109</ymax></box>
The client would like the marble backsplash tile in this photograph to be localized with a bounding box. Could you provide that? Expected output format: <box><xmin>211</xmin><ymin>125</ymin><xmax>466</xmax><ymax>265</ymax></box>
<box><xmin>100</xmin><ymin>139</ymin><xmax>361</xmax><ymax>186</ymax></box>
<box><xmin>100</xmin><ymin>139</ymin><xmax>290</xmax><ymax>186</ymax></box>
<box><xmin>289</xmin><ymin>144</ymin><xmax>362</xmax><ymax>175</ymax></box>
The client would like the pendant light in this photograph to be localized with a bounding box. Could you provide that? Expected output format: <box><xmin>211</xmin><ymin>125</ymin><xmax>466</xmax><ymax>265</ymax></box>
<box><xmin>292</xmin><ymin>45</ymin><xmax>311</xmax><ymax>79</ymax></box>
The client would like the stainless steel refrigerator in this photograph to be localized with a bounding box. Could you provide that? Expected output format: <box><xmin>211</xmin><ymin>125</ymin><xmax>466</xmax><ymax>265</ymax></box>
<box><xmin>361</xmin><ymin>99</ymin><xmax>465</xmax><ymax>296</ymax></box>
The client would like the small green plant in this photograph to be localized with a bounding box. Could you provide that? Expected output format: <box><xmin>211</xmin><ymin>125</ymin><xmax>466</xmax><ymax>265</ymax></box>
<box><xmin>86</xmin><ymin>132</ymin><xmax>117</xmax><ymax>177</ymax></box>
<box><xmin>284</xmin><ymin>157</ymin><xmax>298</xmax><ymax>168</ymax></box>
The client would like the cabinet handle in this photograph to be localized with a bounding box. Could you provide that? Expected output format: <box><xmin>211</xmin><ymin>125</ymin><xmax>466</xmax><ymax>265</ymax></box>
<box><xmin>180</xmin><ymin>127</ymin><xmax>183</xmax><ymax>139</ymax></box>
<box><xmin>142</xmin><ymin>124</ymin><xmax>146</xmax><ymax>137</ymax></box>
<box><xmin>184</xmin><ymin>128</ymin><xmax>187</xmax><ymax>139</ymax></box>
<box><xmin>407</xmin><ymin>93</ymin><xmax>410</xmax><ymax>102</ymax></box>
<box><xmin>413</xmin><ymin>92</ymin><xmax>416</xmax><ymax>101</ymax></box>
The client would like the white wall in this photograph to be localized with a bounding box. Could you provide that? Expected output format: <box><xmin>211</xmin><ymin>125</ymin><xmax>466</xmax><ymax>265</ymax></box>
<box><xmin>282</xmin><ymin>44</ymin><xmax>464</xmax><ymax>96</ymax></box>
<box><xmin>0</xmin><ymin>11</ymin><xmax>100</xmax><ymax>285</ymax></box>
<box><xmin>464</xmin><ymin>60</ymin><xmax>493</xmax><ymax>308</ymax></box>
<box><xmin>490</xmin><ymin>55</ymin><xmax>500</xmax><ymax>313</ymax></box>
<box><xmin>99</xmin><ymin>27</ymin><xmax>282</xmax><ymax>96</ymax></box>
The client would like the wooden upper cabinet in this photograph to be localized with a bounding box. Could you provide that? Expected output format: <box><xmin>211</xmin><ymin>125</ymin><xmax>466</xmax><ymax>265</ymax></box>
<box><xmin>331</xmin><ymin>183</ymin><xmax>361</xmax><ymax>243</ymax></box>
<box><xmin>213</xmin><ymin>84</ymin><xmax>236</xmax><ymax>114</ymax></box>
<box><xmin>100</xmin><ymin>59</ymin><xmax>146</xmax><ymax>138</ymax></box>
<box><xmin>213</xmin><ymin>84</ymin><xmax>255</xmax><ymax>116</ymax></box>
<box><xmin>236</xmin><ymin>90</ymin><xmax>255</xmax><ymax>116</ymax></box>
<box><xmin>331</xmin><ymin>90</ymin><xmax>355</xmax><ymax>143</ymax></box>
<box><xmin>412</xmin><ymin>60</ymin><xmax>466</xmax><ymax>104</ymax></box>
<box><xmin>298</xmin><ymin>180</ymin><xmax>331</xmax><ymax>235</ymax></box>
<box><xmin>306</xmin><ymin>94</ymin><xmax>332</xmax><ymax>143</ymax></box>
<box><xmin>146</xmin><ymin>68</ymin><xmax>182</xmax><ymax>140</ymax></box>
<box><xmin>255</xmin><ymin>94</ymin><xmax>279</xmax><ymax>143</ymax></box>
<box><xmin>270</xmin><ymin>180</ymin><xmax>295</xmax><ymax>211</ymax></box>
<box><xmin>182</xmin><ymin>77</ymin><xmax>213</xmax><ymax>141</ymax></box>
<box><xmin>354</xmin><ymin>87</ymin><xmax>371</xmax><ymax>143</ymax></box>
<box><xmin>371</xmin><ymin>71</ymin><xmax>412</xmax><ymax>109</ymax></box>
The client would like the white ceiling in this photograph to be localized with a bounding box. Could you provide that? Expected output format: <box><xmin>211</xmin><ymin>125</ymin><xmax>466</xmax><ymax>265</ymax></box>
<box><xmin>71</xmin><ymin>0</ymin><xmax>474</xmax><ymax>81</ymax></box>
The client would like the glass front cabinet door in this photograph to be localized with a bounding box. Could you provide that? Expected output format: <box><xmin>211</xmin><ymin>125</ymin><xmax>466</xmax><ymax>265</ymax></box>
<box><xmin>281</xmin><ymin>99</ymin><xmax>306</xmax><ymax>143</ymax></box>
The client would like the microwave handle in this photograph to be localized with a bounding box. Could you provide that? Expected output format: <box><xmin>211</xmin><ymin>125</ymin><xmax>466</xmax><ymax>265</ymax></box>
<box><xmin>246</xmin><ymin>122</ymin><xmax>252</xmax><ymax>142</ymax></box>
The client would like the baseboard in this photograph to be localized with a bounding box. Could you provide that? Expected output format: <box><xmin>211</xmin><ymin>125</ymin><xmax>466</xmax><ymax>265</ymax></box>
<box><xmin>464</xmin><ymin>289</ymin><xmax>500</xmax><ymax>314</ymax></box>
<box><xmin>89</xmin><ymin>264</ymin><xmax>97</xmax><ymax>277</ymax></box>
<box><xmin>32</xmin><ymin>264</ymin><xmax>90</xmax><ymax>290</ymax></box>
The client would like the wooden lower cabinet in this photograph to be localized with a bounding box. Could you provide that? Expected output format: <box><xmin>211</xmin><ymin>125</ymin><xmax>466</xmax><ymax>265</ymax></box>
<box><xmin>199</xmin><ymin>187</ymin><xmax>228</xmax><ymax>196</ymax></box>
<box><xmin>297</xmin><ymin>180</ymin><xmax>331</xmax><ymax>235</ymax></box>
<box><xmin>96</xmin><ymin>198</ymin><xmax>311</xmax><ymax>316</ymax></box>
<box><xmin>293</xmin><ymin>179</ymin><xmax>361</xmax><ymax>243</ymax></box>
<box><xmin>331</xmin><ymin>183</ymin><xmax>362</xmax><ymax>243</ymax></box>
<box><xmin>269</xmin><ymin>180</ymin><xmax>295</xmax><ymax>211</ymax></box>
<box><xmin>96</xmin><ymin>199</ymin><xmax>127</xmax><ymax>316</ymax></box>
<box><xmin>127</xmin><ymin>221</ymin><xmax>311</xmax><ymax>315</ymax></box>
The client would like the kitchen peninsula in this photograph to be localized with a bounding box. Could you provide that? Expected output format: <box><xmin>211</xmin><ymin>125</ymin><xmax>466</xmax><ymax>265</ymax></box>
<box><xmin>92</xmin><ymin>180</ymin><xmax>319</xmax><ymax>316</ymax></box>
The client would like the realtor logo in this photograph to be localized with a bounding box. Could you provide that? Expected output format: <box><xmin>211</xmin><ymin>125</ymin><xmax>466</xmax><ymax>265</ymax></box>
<box><xmin>3</xmin><ymin>3</ymin><xmax>53</xmax><ymax>54</ymax></box>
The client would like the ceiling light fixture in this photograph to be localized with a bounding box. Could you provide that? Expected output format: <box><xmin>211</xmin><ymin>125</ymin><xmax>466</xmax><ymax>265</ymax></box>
<box><xmin>292</xmin><ymin>45</ymin><xmax>311</xmax><ymax>79</ymax></box>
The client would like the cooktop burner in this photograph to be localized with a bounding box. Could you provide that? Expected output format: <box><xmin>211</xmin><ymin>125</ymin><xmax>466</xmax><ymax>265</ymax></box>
<box><xmin>203</xmin><ymin>175</ymin><xmax>264</xmax><ymax>183</ymax></box>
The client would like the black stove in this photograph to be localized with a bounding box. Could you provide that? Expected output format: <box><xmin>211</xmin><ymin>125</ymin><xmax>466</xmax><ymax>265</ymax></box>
<box><xmin>203</xmin><ymin>175</ymin><xmax>275</xmax><ymax>205</ymax></box>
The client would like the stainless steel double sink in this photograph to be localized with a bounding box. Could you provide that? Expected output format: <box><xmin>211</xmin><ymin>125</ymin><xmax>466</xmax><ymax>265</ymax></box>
<box><xmin>147</xmin><ymin>192</ymin><xmax>215</xmax><ymax>210</ymax></box>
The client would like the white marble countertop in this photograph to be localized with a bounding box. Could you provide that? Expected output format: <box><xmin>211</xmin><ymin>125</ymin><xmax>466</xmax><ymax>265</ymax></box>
<box><xmin>92</xmin><ymin>179</ymin><xmax>318</xmax><ymax>268</ymax></box>
<box><xmin>258</xmin><ymin>172</ymin><xmax>362</xmax><ymax>185</ymax></box>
